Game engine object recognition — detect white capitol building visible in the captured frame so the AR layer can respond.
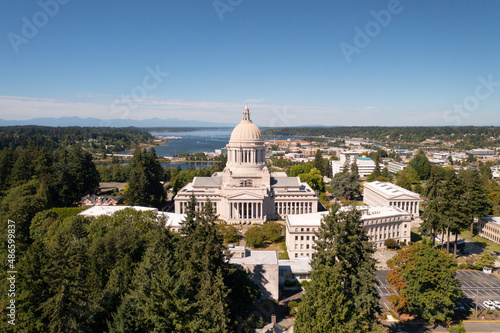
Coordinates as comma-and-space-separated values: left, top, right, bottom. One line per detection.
174, 106, 318, 223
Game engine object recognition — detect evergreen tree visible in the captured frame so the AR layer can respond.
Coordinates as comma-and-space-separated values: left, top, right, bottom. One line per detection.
295, 204, 381, 332
125, 148, 165, 207
366, 160, 381, 182
421, 167, 445, 248
458, 168, 492, 238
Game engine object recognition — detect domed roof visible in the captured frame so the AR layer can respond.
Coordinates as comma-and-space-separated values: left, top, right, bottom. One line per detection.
229, 106, 262, 142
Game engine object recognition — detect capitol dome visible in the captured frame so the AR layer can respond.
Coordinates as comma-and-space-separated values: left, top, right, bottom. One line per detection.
229, 106, 262, 143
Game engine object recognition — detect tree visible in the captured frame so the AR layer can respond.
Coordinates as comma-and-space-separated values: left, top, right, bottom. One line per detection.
295, 204, 381, 332
421, 167, 445, 248
299, 168, 325, 193
124, 148, 165, 207
366, 160, 381, 182
387, 244, 462, 324
245, 226, 267, 248
408, 151, 431, 180
330, 164, 360, 201
458, 168, 492, 238
313, 150, 328, 176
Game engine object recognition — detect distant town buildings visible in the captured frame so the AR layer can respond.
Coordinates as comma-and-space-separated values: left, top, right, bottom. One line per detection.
80, 194, 124, 207
363, 181, 422, 217
330, 151, 376, 178
174, 107, 318, 224
285, 205, 412, 259
387, 161, 407, 174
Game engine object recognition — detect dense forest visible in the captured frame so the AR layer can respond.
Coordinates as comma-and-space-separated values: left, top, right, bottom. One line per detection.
0, 126, 153, 152
0, 200, 262, 332
262, 126, 500, 148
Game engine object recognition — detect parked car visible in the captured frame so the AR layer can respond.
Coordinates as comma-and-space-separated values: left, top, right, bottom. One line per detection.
491, 300, 500, 310
483, 301, 496, 310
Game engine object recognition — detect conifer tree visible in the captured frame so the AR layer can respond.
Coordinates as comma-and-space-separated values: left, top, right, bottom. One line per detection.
458, 168, 492, 238
125, 147, 165, 207
295, 204, 381, 332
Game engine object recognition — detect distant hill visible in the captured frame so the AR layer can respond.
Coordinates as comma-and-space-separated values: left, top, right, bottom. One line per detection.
0, 117, 236, 128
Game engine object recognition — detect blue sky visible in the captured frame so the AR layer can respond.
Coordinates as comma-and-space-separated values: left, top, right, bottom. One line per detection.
1, 0, 499, 126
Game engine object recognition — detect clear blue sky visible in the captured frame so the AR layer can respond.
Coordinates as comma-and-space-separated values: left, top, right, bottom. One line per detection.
1, 0, 499, 126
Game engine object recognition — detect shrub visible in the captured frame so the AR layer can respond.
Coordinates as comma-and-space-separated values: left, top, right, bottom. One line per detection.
245, 226, 266, 248
288, 301, 299, 308
384, 238, 399, 249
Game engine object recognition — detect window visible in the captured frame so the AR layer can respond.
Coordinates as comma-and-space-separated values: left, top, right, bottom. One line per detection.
295, 253, 298, 258
306, 228, 310, 232
306, 236, 309, 241
295, 236, 298, 240
306, 244, 309, 249
301, 236, 304, 241
295, 244, 298, 249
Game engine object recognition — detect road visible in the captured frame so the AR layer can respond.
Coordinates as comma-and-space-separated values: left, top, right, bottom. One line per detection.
383, 320, 500, 332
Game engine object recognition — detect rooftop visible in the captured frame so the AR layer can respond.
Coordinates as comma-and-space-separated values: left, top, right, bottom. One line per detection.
78, 205, 158, 217
365, 181, 421, 199
229, 250, 279, 266
279, 258, 312, 274
481, 216, 500, 226
287, 205, 410, 227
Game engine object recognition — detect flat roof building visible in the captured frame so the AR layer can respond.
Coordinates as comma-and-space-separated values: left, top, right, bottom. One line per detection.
478, 216, 500, 245
363, 181, 422, 217
331, 152, 376, 178
285, 205, 411, 259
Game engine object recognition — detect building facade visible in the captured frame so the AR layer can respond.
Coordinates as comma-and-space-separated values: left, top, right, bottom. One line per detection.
174, 107, 318, 223
363, 181, 421, 217
285, 205, 412, 259
478, 217, 500, 245
330, 152, 376, 178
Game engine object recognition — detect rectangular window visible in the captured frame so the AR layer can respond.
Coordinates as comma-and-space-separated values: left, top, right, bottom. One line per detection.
295, 236, 298, 240
306, 236, 309, 241
301, 236, 304, 241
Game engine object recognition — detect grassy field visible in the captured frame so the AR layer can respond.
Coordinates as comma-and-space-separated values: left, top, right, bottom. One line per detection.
460, 229, 500, 253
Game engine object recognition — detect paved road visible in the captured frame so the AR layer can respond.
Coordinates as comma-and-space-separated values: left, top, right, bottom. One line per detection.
383, 320, 500, 332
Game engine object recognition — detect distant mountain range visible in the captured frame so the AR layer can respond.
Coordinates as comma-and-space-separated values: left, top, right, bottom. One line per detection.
0, 117, 236, 128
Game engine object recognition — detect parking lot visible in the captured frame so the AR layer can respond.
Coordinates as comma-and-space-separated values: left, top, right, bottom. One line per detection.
375, 270, 500, 312
456, 270, 500, 312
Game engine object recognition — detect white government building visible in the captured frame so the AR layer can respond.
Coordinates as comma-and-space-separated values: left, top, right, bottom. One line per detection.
285, 205, 412, 259
174, 106, 318, 223
331, 151, 376, 178
363, 181, 422, 217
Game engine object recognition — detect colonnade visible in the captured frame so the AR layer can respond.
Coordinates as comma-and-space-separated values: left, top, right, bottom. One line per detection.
275, 201, 313, 215
389, 201, 418, 214
228, 148, 265, 164
230, 201, 263, 220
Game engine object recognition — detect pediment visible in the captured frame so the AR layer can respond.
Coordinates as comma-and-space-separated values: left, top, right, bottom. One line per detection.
390, 193, 421, 201
226, 191, 264, 200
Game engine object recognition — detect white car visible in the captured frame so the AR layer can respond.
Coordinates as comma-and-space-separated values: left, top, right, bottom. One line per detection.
491, 300, 500, 310
483, 301, 496, 310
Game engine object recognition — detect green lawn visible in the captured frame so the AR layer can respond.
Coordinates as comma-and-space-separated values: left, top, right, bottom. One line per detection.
460, 229, 500, 253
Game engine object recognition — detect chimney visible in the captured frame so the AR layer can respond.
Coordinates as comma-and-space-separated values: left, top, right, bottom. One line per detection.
271, 314, 276, 324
